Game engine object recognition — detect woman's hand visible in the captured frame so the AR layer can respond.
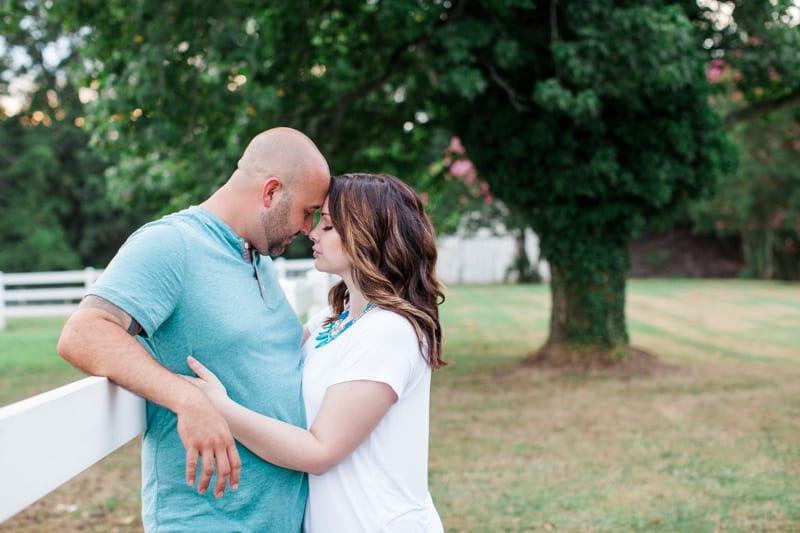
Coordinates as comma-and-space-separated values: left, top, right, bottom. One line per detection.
184, 355, 230, 409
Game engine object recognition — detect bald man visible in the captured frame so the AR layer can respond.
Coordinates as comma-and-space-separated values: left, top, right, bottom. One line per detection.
57, 127, 330, 532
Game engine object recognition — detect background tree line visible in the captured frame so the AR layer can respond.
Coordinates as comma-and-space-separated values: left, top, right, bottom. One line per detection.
2, 0, 799, 364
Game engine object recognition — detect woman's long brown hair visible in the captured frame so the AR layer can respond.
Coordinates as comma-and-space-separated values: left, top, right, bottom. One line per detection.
324, 173, 446, 369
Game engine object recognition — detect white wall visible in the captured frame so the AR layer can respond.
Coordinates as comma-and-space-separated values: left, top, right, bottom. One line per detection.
436, 227, 550, 285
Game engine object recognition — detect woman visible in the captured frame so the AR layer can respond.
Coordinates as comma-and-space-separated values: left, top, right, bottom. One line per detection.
186, 173, 446, 531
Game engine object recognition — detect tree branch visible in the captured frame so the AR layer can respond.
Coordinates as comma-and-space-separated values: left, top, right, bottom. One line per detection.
488, 64, 529, 112
724, 90, 800, 128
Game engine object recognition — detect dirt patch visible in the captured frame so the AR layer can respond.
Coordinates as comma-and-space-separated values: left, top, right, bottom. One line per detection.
629, 227, 743, 278
521, 342, 681, 379
2, 439, 142, 533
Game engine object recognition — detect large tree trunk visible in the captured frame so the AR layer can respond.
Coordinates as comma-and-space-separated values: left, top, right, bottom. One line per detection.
524, 234, 646, 369
547, 258, 628, 348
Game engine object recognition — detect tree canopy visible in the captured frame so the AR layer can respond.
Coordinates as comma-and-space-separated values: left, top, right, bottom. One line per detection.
7, 0, 799, 362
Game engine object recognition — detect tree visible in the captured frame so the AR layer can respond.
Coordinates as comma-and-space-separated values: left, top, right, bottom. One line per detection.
44, 1, 451, 213
690, 95, 800, 280
686, 0, 800, 128
684, 0, 800, 280
0, 3, 148, 272
427, 1, 735, 364
44, 0, 738, 366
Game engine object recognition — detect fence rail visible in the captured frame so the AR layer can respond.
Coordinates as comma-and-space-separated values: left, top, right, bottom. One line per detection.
0, 259, 331, 330
0, 377, 145, 523
0, 268, 101, 330
0, 259, 332, 523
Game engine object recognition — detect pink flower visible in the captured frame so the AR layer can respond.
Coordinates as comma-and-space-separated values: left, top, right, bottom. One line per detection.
706, 66, 723, 83
770, 210, 786, 229
706, 59, 725, 83
449, 136, 465, 154
449, 159, 474, 178
732, 91, 743, 102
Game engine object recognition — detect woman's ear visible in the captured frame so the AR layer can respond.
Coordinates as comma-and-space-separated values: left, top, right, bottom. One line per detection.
261, 176, 282, 207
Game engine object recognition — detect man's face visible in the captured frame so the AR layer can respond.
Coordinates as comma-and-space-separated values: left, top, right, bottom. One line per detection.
260, 176, 328, 257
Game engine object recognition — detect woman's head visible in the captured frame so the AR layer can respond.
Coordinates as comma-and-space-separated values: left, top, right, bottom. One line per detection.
311, 173, 445, 369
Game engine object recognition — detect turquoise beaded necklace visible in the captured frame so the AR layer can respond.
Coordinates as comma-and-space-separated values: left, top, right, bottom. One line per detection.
315, 302, 375, 348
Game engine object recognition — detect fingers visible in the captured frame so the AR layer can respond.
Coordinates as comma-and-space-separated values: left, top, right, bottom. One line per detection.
209, 438, 241, 497
186, 356, 221, 388
186, 447, 199, 488
228, 444, 242, 492
212, 450, 231, 498
185, 438, 241, 498
180, 375, 200, 385
186, 355, 207, 376
196, 446, 216, 495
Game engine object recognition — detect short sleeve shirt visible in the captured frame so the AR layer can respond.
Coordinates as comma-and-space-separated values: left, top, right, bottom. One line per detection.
301, 306, 444, 532
89, 206, 308, 532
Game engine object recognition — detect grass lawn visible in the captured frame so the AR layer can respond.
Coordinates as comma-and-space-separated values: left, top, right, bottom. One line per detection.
2, 279, 799, 532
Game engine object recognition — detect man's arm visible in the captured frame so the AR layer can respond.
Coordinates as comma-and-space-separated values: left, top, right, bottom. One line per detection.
57, 296, 241, 498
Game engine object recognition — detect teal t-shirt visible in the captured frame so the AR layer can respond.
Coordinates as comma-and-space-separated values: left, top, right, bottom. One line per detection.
89, 206, 307, 532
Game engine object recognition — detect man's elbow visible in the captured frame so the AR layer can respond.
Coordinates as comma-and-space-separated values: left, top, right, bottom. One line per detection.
56, 313, 98, 374
56, 317, 81, 366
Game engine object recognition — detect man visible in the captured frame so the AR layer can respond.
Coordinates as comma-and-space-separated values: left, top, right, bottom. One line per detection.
57, 127, 330, 531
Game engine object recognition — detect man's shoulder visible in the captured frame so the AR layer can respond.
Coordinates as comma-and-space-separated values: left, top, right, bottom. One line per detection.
128, 208, 201, 244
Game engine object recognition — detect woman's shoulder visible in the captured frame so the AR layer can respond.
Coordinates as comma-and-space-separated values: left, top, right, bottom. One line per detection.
365, 307, 418, 340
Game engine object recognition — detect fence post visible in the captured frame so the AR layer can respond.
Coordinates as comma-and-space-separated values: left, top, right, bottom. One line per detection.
83, 266, 96, 293
0, 271, 5, 331
274, 257, 287, 279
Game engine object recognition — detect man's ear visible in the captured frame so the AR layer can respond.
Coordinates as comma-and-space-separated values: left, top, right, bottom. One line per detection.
261, 177, 282, 207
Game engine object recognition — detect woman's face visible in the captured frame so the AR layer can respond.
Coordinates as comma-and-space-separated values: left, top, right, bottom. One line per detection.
309, 197, 351, 277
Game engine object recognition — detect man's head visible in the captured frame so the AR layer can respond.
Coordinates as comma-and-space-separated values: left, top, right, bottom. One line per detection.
232, 127, 330, 256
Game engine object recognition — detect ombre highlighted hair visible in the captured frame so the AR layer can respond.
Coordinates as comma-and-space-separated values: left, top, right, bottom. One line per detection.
324, 173, 446, 369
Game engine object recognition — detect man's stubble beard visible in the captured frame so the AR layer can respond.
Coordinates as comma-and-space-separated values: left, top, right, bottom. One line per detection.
261, 197, 296, 257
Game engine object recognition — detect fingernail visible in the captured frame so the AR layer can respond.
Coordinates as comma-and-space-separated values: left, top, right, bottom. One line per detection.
231, 484, 238, 491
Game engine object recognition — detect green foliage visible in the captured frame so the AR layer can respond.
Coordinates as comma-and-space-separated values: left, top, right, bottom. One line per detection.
0, 3, 149, 272
418, 135, 502, 236
691, 107, 800, 280
45, 0, 451, 213
0, 113, 147, 271
691, 0, 800, 123
32, 0, 751, 352
682, 1, 800, 281
428, 0, 736, 348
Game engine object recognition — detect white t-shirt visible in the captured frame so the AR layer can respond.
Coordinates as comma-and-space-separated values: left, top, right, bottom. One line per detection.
301, 306, 444, 533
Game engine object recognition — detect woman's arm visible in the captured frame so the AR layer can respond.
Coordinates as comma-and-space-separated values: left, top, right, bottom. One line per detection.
186, 356, 396, 475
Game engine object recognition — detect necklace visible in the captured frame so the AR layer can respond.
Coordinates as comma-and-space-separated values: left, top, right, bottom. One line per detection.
315, 302, 375, 348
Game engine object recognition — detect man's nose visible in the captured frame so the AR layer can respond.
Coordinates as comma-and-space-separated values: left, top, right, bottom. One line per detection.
301, 217, 313, 235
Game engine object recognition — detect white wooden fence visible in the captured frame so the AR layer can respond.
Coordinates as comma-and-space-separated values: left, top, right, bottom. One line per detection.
0, 259, 331, 524
0, 268, 102, 330
0, 259, 332, 331
0, 377, 145, 523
